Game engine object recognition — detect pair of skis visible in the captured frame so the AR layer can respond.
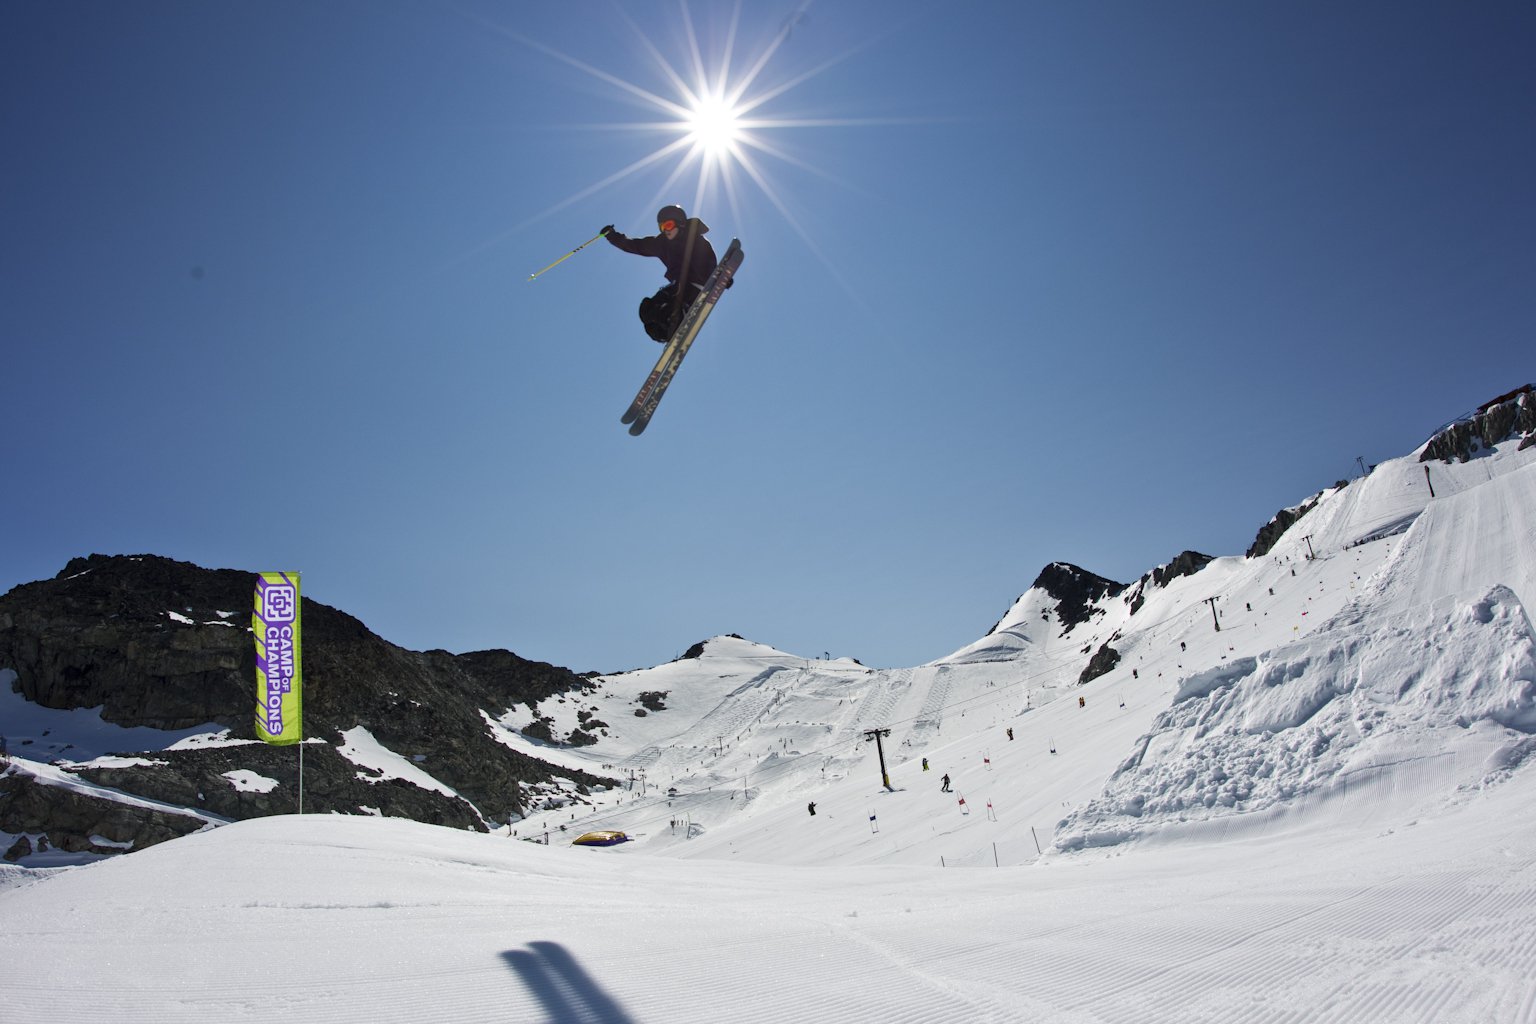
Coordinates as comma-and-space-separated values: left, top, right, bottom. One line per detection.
621, 238, 744, 436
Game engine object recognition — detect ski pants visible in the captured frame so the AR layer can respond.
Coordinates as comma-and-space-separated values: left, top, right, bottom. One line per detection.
638, 282, 702, 342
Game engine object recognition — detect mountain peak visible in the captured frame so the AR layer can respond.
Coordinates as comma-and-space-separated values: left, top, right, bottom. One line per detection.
677, 634, 750, 661
1029, 562, 1127, 634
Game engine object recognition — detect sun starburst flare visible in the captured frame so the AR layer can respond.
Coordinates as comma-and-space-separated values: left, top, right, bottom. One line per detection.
467, 1, 914, 284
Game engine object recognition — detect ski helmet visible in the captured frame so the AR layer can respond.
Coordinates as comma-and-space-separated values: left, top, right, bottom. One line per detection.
657, 204, 686, 229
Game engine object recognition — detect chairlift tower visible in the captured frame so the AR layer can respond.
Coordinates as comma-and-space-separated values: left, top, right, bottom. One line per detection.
863, 728, 894, 791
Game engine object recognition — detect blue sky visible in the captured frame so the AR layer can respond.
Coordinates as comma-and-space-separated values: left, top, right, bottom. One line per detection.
3, 1, 1532, 673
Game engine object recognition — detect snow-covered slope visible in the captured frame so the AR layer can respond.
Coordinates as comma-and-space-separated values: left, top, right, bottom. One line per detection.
3, 424, 1533, 1022
479, 440, 1532, 872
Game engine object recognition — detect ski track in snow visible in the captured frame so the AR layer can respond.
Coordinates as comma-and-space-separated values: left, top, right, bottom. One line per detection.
913, 667, 951, 736
853, 667, 907, 729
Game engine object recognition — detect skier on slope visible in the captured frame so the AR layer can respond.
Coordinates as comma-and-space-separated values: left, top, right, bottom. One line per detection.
602, 205, 722, 342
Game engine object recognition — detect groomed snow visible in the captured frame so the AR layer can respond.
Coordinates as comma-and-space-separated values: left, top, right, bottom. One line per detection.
1, 802, 1532, 1023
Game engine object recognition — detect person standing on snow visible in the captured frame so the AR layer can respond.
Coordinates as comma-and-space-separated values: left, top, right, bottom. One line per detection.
602, 204, 720, 342
940, 773, 951, 793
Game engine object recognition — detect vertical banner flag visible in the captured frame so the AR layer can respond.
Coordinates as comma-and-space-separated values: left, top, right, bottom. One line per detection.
254, 572, 302, 745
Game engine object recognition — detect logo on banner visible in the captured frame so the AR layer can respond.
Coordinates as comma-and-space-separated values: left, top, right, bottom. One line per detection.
261, 582, 297, 624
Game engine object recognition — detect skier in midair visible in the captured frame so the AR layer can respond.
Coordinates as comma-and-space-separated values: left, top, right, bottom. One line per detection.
602, 205, 721, 342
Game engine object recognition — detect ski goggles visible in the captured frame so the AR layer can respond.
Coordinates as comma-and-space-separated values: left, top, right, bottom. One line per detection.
658, 219, 678, 232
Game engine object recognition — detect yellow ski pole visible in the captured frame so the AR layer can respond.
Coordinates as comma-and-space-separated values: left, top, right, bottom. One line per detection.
527, 229, 609, 282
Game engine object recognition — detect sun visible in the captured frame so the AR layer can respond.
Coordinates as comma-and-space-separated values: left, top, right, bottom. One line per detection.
685, 93, 745, 161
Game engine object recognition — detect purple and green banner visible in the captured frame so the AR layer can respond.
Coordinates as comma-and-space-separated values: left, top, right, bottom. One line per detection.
253, 572, 302, 745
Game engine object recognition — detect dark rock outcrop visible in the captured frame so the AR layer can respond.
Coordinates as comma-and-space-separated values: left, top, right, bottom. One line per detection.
1246, 497, 1322, 560
1126, 551, 1215, 615
1149, 550, 1214, 590
1078, 644, 1121, 685
1420, 386, 1536, 464
0, 555, 257, 729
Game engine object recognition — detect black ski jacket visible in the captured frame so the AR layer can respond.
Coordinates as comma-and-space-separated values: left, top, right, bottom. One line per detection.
607, 218, 718, 296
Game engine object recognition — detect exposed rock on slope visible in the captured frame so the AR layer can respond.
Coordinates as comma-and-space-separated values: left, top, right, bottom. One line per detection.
1030, 563, 1127, 636
1420, 385, 1536, 463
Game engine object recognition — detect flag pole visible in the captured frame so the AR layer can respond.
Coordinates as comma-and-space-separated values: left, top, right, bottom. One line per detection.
254, 571, 304, 814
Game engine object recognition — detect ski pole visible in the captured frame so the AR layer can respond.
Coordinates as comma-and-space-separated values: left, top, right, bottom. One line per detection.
527, 229, 608, 282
